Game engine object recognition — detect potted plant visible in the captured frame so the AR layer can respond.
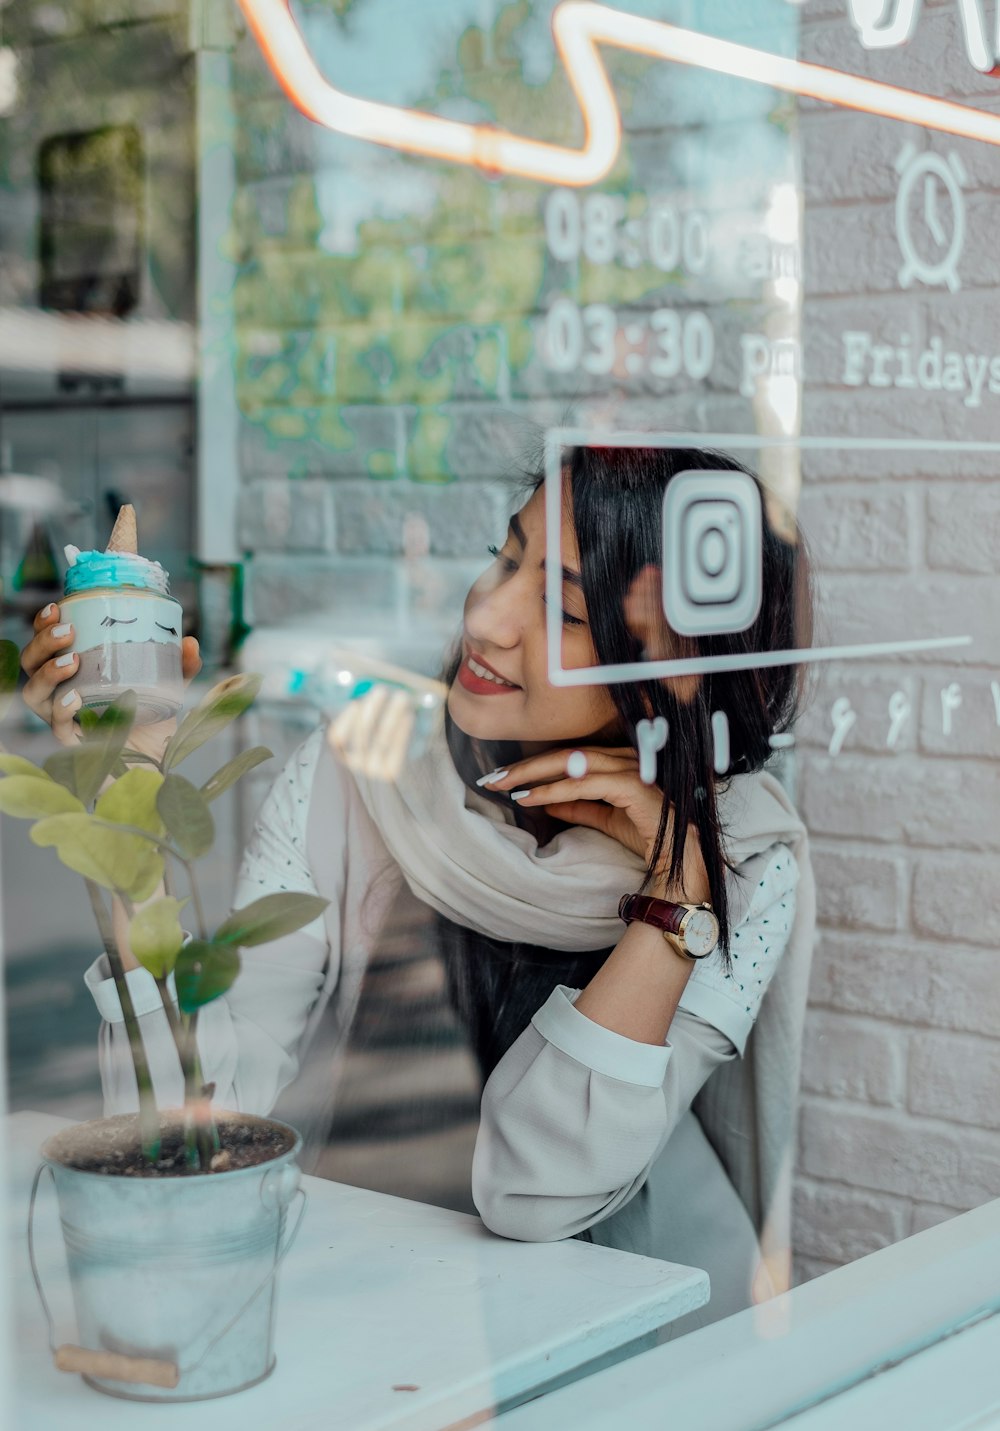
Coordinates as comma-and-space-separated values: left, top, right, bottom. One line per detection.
0, 647, 327, 1401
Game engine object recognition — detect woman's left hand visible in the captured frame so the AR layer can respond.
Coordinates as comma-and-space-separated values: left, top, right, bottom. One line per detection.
480, 747, 709, 902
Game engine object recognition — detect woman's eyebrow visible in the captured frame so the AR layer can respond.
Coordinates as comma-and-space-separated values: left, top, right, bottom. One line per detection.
509, 511, 584, 588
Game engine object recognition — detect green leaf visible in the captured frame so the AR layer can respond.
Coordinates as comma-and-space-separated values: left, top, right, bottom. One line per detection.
129, 896, 188, 979
163, 673, 262, 771
200, 745, 273, 803
214, 891, 328, 949
44, 691, 139, 805
78, 709, 101, 734
0, 754, 48, 778
156, 774, 214, 859
32, 813, 163, 900
95, 768, 165, 836
0, 640, 18, 721
0, 776, 84, 819
174, 939, 240, 1013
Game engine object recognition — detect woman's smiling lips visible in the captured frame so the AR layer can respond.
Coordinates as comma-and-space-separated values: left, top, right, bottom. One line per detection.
457, 650, 522, 696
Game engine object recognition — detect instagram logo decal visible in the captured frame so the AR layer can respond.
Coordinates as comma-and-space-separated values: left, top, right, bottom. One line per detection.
543, 428, 974, 689
661, 472, 763, 639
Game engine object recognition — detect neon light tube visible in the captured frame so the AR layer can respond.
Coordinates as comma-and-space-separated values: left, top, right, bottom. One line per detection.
238, 0, 1000, 187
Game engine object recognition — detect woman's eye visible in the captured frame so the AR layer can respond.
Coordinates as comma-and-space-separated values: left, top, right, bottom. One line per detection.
487, 544, 518, 573
541, 594, 587, 628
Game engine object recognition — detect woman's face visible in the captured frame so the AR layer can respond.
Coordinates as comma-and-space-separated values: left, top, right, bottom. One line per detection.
447, 483, 621, 750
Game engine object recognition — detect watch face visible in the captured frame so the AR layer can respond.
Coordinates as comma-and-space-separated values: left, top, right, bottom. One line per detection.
683, 907, 720, 958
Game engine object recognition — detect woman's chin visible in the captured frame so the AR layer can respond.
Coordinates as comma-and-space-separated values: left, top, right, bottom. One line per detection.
446, 683, 515, 741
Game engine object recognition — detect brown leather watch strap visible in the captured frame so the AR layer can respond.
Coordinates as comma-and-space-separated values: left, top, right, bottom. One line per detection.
618, 892, 688, 937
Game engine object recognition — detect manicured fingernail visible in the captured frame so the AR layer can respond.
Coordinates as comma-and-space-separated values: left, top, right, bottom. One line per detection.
52, 623, 71, 639
41, 604, 55, 619
476, 768, 509, 786
60, 689, 79, 707
54, 652, 76, 668
509, 789, 531, 801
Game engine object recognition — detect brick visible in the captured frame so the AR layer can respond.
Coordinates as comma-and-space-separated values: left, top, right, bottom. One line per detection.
799, 397, 1000, 480
915, 290, 1000, 377
401, 558, 486, 634
808, 930, 1000, 1040
793, 1177, 909, 1261
404, 407, 538, 483
801, 111, 923, 205
909, 1031, 1000, 1131
246, 555, 402, 627
800, 752, 1000, 852
804, 201, 898, 299
334, 321, 507, 405
811, 845, 905, 932
239, 406, 403, 481
795, 666, 918, 755
238, 480, 335, 554
912, 851, 1000, 946
334, 480, 509, 558
800, 1010, 906, 1107
909, 1202, 963, 1237
799, 10, 1000, 102
799, 1098, 1000, 1206
925, 101, 1000, 193
927, 484, 1000, 573
400, 238, 571, 322
918, 669, 1000, 757
801, 296, 924, 392
236, 328, 333, 410
798, 486, 914, 572
813, 571, 1000, 667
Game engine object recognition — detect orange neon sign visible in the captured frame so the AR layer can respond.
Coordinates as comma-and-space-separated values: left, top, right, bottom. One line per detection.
238, 0, 1000, 186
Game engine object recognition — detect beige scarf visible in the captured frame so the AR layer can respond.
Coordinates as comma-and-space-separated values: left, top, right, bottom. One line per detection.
354, 713, 817, 1295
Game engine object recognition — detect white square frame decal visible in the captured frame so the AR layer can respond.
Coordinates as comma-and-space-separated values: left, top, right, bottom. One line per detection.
543, 428, 980, 689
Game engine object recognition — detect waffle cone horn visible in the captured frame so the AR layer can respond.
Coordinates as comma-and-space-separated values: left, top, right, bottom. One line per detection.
106, 504, 138, 554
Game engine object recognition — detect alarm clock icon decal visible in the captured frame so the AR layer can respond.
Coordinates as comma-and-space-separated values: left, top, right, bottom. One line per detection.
895, 143, 968, 293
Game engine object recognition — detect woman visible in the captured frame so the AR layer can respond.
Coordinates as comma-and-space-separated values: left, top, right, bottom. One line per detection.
20, 443, 815, 1333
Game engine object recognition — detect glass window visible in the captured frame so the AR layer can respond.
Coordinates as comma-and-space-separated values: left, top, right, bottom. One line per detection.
2, 0, 999, 1420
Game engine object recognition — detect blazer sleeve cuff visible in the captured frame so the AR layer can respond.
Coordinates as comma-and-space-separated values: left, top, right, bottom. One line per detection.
84, 954, 178, 1023
530, 985, 672, 1088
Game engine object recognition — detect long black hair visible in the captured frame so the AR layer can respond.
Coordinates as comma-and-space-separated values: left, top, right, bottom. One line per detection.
438, 445, 812, 1083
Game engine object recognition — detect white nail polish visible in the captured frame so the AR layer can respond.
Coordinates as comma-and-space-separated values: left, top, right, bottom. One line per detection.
41, 604, 55, 619
476, 768, 509, 786
60, 689, 79, 707
54, 652, 76, 668
52, 623, 71, 639
509, 789, 531, 801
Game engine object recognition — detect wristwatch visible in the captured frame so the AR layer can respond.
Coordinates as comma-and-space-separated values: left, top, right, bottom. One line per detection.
618, 892, 720, 961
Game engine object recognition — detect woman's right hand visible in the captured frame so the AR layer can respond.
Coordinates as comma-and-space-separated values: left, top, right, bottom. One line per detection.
21, 603, 202, 757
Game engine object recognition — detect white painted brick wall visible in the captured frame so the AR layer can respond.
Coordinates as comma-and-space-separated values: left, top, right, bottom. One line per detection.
794, 0, 1000, 1283
801, 1010, 906, 1108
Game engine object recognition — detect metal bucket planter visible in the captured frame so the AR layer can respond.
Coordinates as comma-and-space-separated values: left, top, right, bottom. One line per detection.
27, 1112, 306, 1403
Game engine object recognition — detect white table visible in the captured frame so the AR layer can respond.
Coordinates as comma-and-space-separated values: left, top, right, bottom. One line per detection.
4, 1112, 708, 1430
495, 1191, 1000, 1431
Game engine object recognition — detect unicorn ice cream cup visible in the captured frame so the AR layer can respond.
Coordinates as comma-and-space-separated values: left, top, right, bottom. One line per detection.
60, 511, 183, 724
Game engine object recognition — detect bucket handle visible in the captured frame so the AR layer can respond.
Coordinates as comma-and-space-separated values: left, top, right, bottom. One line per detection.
28, 1161, 307, 1389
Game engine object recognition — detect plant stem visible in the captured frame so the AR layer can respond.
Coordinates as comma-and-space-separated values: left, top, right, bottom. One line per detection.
182, 865, 216, 1166
86, 880, 160, 1162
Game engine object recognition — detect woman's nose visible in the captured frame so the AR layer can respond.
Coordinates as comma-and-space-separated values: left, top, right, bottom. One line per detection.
464, 573, 530, 648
